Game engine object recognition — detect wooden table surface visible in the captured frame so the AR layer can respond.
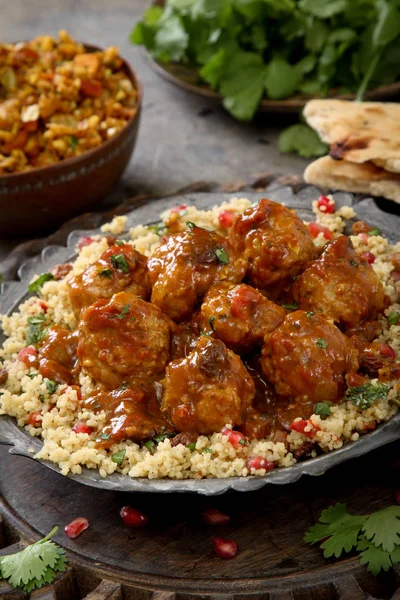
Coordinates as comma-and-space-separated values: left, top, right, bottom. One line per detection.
0, 0, 306, 259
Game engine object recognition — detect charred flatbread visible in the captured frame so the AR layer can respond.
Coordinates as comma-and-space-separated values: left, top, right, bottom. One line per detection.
304, 155, 400, 204
304, 100, 400, 174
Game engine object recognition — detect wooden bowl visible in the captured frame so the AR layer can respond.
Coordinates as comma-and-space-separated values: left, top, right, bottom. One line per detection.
0, 45, 142, 238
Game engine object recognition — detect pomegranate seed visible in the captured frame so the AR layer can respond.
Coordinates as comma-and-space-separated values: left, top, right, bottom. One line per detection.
213, 537, 238, 559
395, 489, 400, 505
77, 236, 94, 249
218, 210, 235, 228
170, 204, 188, 213
308, 222, 333, 241
392, 270, 400, 282
361, 251, 375, 264
120, 506, 148, 527
246, 456, 275, 472
317, 195, 335, 214
202, 508, 231, 525
72, 421, 93, 435
28, 411, 42, 427
379, 343, 396, 360
18, 346, 37, 366
221, 427, 248, 449
39, 301, 48, 312
65, 517, 89, 539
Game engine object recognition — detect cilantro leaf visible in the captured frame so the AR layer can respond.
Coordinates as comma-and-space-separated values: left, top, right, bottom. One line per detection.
264, 57, 302, 100
214, 247, 229, 265
111, 449, 126, 465
28, 273, 55, 295
388, 312, 400, 326
316, 338, 327, 349
0, 527, 68, 592
26, 315, 48, 346
279, 124, 328, 159
154, 14, 189, 62
362, 506, 400, 552
314, 402, 332, 419
45, 380, 58, 395
357, 535, 393, 575
304, 503, 366, 558
299, 0, 348, 19
220, 51, 266, 121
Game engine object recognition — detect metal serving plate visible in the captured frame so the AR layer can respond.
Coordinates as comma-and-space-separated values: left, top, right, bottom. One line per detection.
0, 187, 399, 495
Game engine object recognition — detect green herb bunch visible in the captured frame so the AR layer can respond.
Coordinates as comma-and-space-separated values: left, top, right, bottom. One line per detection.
305, 503, 400, 575
131, 0, 400, 121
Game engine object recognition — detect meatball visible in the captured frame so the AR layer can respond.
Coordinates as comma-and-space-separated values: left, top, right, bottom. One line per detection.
199, 282, 285, 353
229, 198, 316, 291
78, 291, 171, 389
38, 326, 78, 384
292, 235, 386, 328
261, 311, 359, 405
83, 384, 173, 446
148, 224, 247, 322
68, 243, 151, 316
161, 336, 255, 434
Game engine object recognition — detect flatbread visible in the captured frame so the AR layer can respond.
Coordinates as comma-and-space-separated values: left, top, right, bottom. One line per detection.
304, 156, 400, 204
304, 100, 400, 174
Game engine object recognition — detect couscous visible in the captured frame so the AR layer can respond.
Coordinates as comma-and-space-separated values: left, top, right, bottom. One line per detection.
0, 196, 399, 480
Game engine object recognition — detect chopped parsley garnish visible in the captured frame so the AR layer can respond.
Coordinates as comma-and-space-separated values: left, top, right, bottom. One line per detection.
368, 228, 381, 236
282, 302, 298, 310
179, 209, 189, 217
200, 329, 212, 337
45, 380, 58, 395
69, 135, 79, 150
316, 338, 327, 349
346, 381, 390, 410
153, 433, 175, 443
187, 442, 196, 452
314, 402, 332, 419
27, 373, 39, 379
239, 438, 248, 446
144, 439, 156, 453
350, 260, 359, 268
215, 247, 229, 265
208, 316, 216, 330
97, 432, 111, 441
28, 273, 55, 294
111, 449, 126, 465
148, 222, 167, 236
99, 268, 113, 278
110, 253, 130, 273
306, 312, 315, 318
186, 221, 196, 230
26, 314, 47, 345
203, 448, 213, 453
116, 304, 130, 319
388, 312, 400, 326
114, 240, 125, 246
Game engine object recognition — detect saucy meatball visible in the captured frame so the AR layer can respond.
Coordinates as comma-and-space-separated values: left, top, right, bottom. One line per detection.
83, 384, 173, 446
38, 326, 78, 384
148, 225, 247, 322
229, 198, 316, 291
261, 311, 359, 405
78, 291, 171, 389
161, 336, 255, 434
68, 243, 151, 316
292, 236, 386, 328
199, 282, 285, 353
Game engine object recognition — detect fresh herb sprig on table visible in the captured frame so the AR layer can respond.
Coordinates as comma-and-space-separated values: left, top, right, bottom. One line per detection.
305, 503, 400, 575
131, 0, 400, 122
0, 526, 68, 592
